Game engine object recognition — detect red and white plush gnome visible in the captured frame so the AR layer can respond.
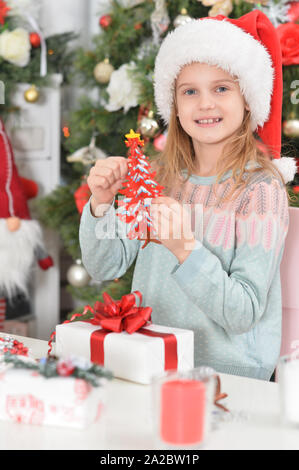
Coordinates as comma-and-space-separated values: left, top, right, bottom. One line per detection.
0, 119, 53, 328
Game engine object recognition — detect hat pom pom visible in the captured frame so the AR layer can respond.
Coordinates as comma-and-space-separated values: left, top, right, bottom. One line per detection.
272, 157, 297, 184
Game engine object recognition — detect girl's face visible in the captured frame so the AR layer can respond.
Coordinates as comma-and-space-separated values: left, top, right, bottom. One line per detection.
175, 62, 249, 153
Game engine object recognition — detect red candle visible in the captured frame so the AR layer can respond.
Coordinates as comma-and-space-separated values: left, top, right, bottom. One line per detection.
160, 379, 206, 445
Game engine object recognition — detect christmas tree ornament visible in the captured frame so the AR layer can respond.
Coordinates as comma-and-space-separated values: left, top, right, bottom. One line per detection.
116, 129, 165, 249
67, 135, 107, 166
24, 84, 40, 103
24, 12, 47, 76
173, 8, 192, 28
74, 182, 91, 215
66, 259, 91, 288
29, 31, 41, 48
153, 131, 167, 152
283, 119, 299, 138
93, 58, 114, 84
151, 0, 170, 45
0, 118, 53, 305
99, 14, 112, 29
139, 110, 159, 137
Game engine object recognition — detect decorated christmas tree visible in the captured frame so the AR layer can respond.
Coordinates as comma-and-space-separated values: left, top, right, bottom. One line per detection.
117, 129, 164, 248
36, 0, 299, 318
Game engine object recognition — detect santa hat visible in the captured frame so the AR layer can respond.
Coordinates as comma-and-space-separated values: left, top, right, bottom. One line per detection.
154, 9, 297, 183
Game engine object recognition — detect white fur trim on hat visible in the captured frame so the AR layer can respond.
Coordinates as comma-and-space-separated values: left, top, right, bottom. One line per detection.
272, 157, 297, 184
154, 18, 274, 132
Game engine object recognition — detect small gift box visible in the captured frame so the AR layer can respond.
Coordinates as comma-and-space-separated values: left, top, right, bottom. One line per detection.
54, 291, 194, 385
0, 354, 112, 429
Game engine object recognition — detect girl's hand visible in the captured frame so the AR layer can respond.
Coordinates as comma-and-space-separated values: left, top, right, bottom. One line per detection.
87, 157, 128, 216
151, 197, 196, 263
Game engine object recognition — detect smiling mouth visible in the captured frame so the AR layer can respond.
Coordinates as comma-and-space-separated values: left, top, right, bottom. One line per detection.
195, 118, 223, 127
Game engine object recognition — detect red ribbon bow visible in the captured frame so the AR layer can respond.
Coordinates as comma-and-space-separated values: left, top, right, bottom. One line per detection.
48, 291, 152, 354
48, 290, 178, 373
90, 291, 152, 334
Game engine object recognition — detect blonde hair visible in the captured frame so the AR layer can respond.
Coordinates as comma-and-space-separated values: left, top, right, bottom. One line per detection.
152, 94, 288, 204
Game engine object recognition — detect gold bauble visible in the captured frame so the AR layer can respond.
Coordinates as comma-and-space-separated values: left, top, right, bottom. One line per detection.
6, 217, 21, 232
24, 85, 40, 103
283, 119, 299, 138
93, 58, 114, 84
139, 110, 159, 137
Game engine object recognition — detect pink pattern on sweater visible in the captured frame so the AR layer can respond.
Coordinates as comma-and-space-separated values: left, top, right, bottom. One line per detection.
169, 173, 288, 254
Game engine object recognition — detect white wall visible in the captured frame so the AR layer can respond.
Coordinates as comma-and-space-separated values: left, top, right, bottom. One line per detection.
39, 0, 88, 44
39, 0, 107, 114
39, 0, 108, 46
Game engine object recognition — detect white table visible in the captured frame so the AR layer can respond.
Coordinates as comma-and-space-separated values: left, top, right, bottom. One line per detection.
1, 335, 299, 450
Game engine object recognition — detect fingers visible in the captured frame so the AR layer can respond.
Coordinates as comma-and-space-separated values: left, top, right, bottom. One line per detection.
88, 157, 128, 190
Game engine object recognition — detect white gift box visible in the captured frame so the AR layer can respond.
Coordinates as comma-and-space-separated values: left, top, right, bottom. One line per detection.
0, 366, 106, 429
56, 321, 194, 385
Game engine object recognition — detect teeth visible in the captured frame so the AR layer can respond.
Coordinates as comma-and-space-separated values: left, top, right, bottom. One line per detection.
197, 118, 221, 124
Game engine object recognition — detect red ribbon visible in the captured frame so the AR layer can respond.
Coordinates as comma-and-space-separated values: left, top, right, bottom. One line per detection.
48, 291, 178, 372
89, 326, 178, 371
91, 291, 152, 333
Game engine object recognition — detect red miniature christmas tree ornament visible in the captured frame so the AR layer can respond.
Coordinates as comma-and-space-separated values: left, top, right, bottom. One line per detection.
116, 130, 164, 249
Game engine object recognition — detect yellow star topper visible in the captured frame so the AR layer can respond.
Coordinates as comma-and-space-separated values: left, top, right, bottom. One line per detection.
125, 129, 140, 139
124, 129, 144, 146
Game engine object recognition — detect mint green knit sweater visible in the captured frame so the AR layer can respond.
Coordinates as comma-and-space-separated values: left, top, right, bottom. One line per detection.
79, 169, 289, 380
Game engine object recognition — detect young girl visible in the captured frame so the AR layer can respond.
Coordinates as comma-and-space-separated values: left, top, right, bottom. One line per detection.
80, 10, 296, 381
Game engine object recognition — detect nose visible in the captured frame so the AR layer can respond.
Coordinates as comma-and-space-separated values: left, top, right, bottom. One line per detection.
197, 92, 216, 110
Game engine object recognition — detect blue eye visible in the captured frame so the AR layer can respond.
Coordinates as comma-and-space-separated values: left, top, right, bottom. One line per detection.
184, 89, 196, 95
216, 86, 228, 93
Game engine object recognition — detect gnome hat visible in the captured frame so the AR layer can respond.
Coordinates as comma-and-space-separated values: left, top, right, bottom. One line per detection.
0, 119, 33, 219
154, 9, 297, 183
